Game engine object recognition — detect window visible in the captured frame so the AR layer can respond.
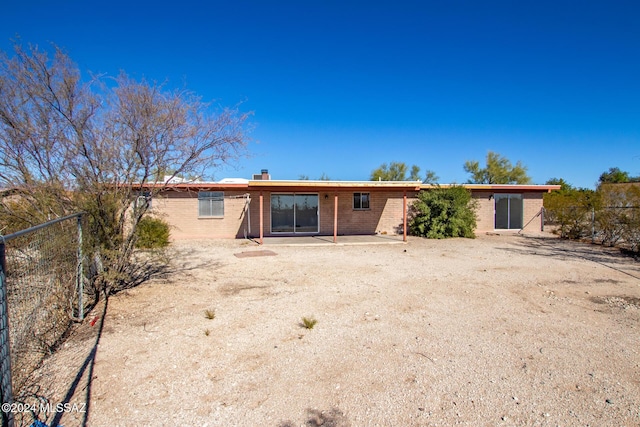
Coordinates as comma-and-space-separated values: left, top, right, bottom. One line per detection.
353, 192, 370, 210
198, 191, 224, 217
135, 191, 152, 209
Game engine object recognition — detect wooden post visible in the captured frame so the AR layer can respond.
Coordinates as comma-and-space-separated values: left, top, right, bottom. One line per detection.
403, 192, 407, 242
259, 192, 264, 245
333, 194, 338, 243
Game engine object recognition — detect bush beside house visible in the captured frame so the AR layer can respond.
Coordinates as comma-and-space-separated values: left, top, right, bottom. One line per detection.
135, 217, 171, 249
409, 186, 478, 239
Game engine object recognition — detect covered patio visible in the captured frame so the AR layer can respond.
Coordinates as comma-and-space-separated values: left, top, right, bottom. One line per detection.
250, 180, 421, 244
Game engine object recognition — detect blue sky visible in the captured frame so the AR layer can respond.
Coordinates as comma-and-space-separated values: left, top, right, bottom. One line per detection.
2, 1, 639, 188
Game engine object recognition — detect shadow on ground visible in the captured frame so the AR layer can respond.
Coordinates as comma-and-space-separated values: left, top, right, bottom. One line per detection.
108, 246, 224, 294
279, 407, 351, 427
49, 298, 108, 427
11, 298, 107, 427
499, 236, 640, 280
11, 246, 205, 427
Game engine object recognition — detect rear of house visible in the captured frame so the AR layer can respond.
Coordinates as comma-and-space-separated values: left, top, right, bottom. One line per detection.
146, 173, 558, 240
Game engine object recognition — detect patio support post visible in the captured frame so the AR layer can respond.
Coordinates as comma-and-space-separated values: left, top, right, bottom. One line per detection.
333, 193, 338, 243
403, 192, 407, 242
259, 192, 264, 245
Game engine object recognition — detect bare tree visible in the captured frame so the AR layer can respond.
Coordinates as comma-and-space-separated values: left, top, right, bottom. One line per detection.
0, 42, 251, 292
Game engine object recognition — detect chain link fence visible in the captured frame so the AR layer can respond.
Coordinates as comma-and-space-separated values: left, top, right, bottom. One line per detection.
593, 206, 640, 250
1, 213, 87, 427
544, 205, 640, 251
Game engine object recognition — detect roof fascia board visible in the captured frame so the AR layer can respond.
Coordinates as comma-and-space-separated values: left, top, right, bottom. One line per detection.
143, 181, 560, 192
419, 184, 562, 192
135, 182, 250, 191
248, 180, 421, 190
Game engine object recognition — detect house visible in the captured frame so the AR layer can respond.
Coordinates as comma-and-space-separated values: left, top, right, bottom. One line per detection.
142, 170, 560, 241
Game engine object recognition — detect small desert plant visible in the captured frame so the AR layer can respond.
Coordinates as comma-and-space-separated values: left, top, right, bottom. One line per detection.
204, 329, 210, 336
204, 309, 216, 320
302, 316, 317, 329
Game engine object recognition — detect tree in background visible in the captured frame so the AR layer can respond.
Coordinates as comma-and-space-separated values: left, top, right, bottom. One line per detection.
598, 167, 640, 184
371, 162, 416, 181
463, 151, 531, 184
423, 170, 439, 184
409, 165, 421, 181
370, 161, 439, 183
545, 177, 573, 192
0, 43, 251, 293
298, 173, 331, 180
409, 186, 477, 239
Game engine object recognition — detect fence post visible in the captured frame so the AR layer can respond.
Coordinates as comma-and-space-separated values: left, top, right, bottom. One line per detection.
591, 207, 595, 244
77, 214, 84, 321
540, 207, 545, 232
0, 238, 15, 427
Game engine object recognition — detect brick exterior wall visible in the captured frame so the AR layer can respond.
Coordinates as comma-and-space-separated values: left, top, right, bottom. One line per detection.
154, 188, 546, 239
473, 191, 494, 233
153, 190, 250, 239
317, 190, 415, 235
521, 192, 545, 232
473, 191, 544, 233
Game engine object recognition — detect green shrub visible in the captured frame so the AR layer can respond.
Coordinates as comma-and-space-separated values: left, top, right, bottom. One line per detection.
623, 208, 640, 252
543, 188, 598, 239
409, 186, 477, 239
135, 216, 170, 249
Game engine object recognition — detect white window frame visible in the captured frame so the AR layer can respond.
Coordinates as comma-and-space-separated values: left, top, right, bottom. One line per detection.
353, 192, 370, 210
198, 191, 224, 218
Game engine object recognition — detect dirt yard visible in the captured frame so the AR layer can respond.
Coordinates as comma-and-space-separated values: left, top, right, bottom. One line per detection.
20, 233, 640, 426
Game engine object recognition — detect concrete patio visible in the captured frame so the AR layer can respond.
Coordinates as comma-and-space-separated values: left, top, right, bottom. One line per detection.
251, 234, 407, 246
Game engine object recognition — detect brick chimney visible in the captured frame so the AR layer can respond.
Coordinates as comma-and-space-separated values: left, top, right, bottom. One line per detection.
261, 169, 270, 180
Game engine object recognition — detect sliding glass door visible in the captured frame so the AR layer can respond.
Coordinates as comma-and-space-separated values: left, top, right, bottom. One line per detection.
495, 194, 523, 229
271, 194, 319, 233
271, 194, 295, 232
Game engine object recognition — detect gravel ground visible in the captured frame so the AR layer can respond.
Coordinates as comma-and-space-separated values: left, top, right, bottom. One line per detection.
20, 233, 640, 426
